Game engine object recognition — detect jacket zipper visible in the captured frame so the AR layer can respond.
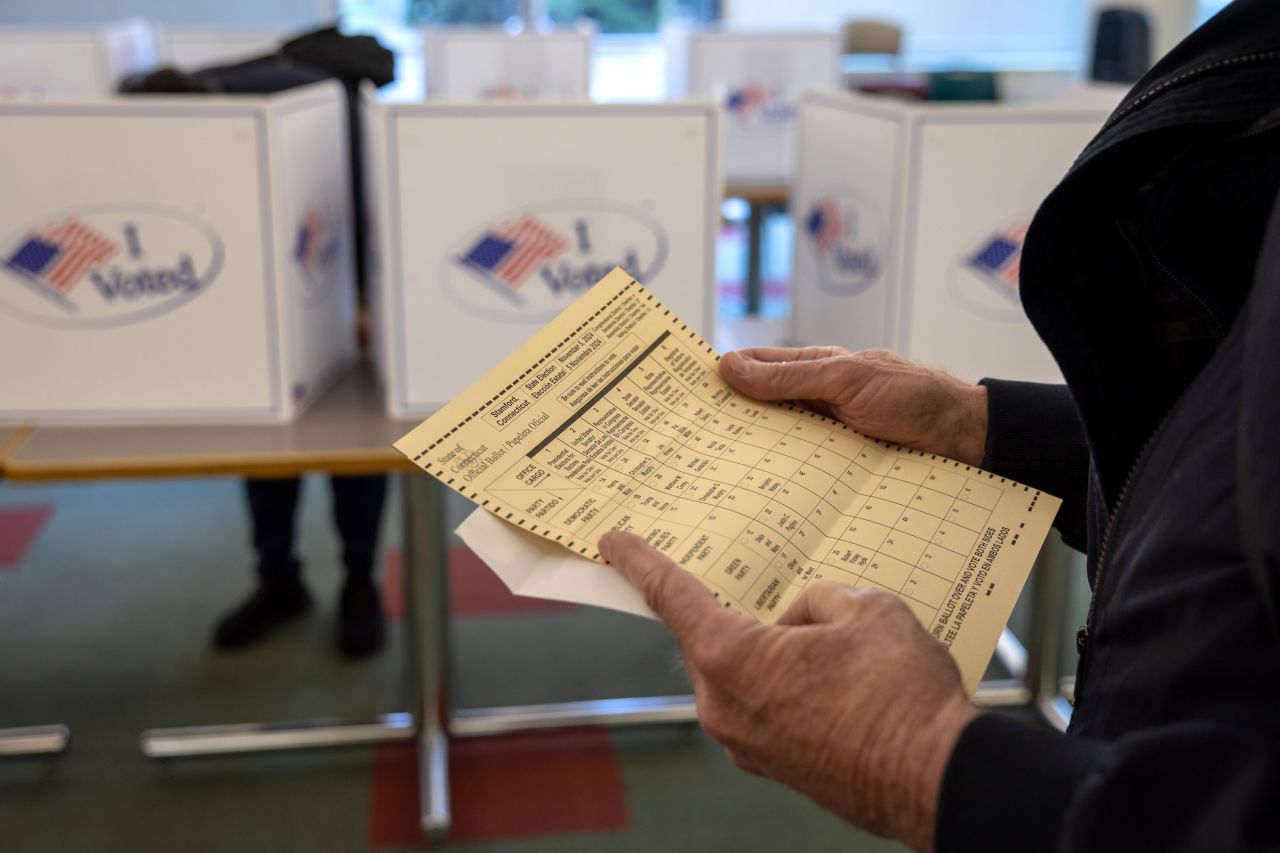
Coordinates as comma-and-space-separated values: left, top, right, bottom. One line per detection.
1074, 414, 1167, 681
1071, 244, 1223, 702
1074, 259, 1234, 698
1148, 250, 1227, 339
1101, 50, 1280, 133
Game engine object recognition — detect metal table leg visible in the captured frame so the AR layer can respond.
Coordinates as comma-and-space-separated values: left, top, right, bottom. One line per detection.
451, 696, 698, 737
1023, 533, 1074, 731
745, 201, 765, 316
138, 476, 449, 764
138, 473, 453, 841
970, 626, 1033, 708
140, 716, 413, 758
444, 640, 1034, 736
0, 724, 69, 757
400, 474, 699, 829
443, 612, 1035, 736
400, 471, 451, 837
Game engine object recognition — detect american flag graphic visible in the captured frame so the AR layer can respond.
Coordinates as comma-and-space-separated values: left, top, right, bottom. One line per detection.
966, 223, 1029, 294
5, 218, 119, 296
726, 85, 767, 117
806, 198, 845, 253
295, 208, 338, 270
459, 216, 569, 290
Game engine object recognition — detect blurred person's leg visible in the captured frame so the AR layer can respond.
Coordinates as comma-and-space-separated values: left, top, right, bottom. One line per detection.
331, 473, 388, 657
213, 477, 312, 650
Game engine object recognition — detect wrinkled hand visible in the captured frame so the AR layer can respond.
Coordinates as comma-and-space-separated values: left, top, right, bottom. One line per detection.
599, 531, 977, 853
719, 347, 988, 467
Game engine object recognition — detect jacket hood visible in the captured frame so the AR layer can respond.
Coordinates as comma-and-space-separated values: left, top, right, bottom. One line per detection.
1017, 0, 1280, 505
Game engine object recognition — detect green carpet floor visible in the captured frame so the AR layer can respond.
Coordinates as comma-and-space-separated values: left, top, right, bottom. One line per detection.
0, 213, 1090, 853
0, 475, 1055, 852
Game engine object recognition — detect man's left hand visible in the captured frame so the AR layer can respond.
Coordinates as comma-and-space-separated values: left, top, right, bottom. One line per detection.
598, 530, 977, 853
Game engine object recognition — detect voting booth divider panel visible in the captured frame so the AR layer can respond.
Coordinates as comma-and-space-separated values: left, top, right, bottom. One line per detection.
420, 28, 593, 100
361, 92, 721, 417
790, 90, 1116, 384
0, 81, 357, 424
0, 18, 159, 98
663, 26, 840, 185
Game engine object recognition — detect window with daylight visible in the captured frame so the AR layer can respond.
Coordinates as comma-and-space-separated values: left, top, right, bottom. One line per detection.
721, 0, 1090, 71
402, 0, 717, 32
408, 0, 520, 25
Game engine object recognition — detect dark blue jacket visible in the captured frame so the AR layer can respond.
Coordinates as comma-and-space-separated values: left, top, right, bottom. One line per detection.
937, 2, 1280, 849
121, 27, 395, 300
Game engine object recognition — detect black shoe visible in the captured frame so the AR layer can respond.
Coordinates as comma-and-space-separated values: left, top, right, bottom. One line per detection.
338, 576, 386, 658
213, 579, 313, 650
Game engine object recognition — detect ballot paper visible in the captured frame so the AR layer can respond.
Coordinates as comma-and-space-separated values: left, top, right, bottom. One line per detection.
395, 268, 1061, 692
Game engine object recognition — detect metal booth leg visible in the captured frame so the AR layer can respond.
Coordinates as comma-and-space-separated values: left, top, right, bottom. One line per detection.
0, 724, 70, 757
745, 201, 765, 316
140, 716, 413, 759
138, 472, 454, 842
1023, 533, 1074, 731
137, 477, 451, 764
400, 471, 451, 837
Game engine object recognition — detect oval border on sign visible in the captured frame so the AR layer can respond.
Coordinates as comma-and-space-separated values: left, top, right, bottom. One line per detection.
439, 197, 670, 324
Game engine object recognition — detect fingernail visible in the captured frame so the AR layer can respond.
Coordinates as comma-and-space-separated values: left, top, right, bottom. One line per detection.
598, 535, 614, 562
721, 352, 746, 377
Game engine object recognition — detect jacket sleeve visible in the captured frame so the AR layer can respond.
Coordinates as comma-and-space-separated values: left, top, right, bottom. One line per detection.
936, 712, 1280, 852
978, 379, 1089, 551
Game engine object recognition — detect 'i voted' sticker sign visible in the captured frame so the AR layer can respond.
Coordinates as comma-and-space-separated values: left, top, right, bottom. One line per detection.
947, 218, 1032, 323
0, 204, 224, 329
293, 198, 346, 306
803, 193, 883, 296
443, 199, 669, 322
723, 83, 796, 135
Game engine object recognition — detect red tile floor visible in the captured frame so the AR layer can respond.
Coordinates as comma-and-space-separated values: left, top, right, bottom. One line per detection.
0, 505, 52, 569
368, 728, 630, 846
372, 546, 626, 845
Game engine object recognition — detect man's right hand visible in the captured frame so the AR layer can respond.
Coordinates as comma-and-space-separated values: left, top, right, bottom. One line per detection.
719, 347, 989, 467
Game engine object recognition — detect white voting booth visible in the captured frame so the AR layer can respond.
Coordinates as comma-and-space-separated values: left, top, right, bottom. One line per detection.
160, 27, 290, 70
421, 28, 592, 99
0, 19, 159, 98
363, 95, 720, 417
0, 82, 356, 423
790, 91, 1115, 384
664, 27, 839, 184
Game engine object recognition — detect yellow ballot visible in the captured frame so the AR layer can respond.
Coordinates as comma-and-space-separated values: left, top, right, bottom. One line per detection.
395, 268, 1060, 692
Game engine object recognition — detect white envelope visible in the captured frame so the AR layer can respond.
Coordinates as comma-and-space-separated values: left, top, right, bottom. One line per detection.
455, 507, 657, 620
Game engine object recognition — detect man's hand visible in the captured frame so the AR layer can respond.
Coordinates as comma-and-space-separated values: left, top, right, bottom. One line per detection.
599, 531, 977, 853
720, 347, 988, 467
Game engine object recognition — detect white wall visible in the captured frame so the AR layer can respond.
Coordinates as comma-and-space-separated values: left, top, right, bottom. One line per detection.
722, 0, 1088, 55
0, 0, 336, 26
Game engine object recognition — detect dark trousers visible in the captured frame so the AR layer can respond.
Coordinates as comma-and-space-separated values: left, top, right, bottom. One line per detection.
245, 475, 388, 583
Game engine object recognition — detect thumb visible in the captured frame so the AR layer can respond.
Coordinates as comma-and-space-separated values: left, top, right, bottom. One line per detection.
720, 350, 844, 403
